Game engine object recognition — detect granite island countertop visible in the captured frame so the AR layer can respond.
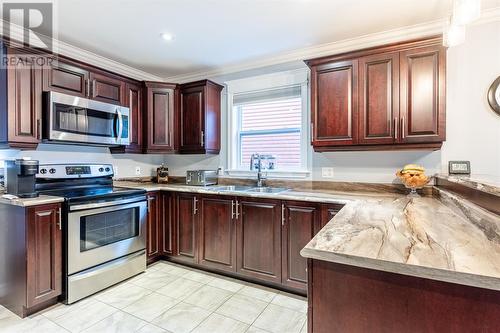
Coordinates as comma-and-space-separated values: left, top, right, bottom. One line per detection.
115, 181, 500, 291
301, 194, 500, 291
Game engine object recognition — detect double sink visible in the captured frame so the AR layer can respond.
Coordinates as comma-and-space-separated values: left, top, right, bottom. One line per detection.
206, 185, 289, 194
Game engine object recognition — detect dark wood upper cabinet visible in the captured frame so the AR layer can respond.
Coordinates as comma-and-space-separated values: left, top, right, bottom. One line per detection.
358, 52, 399, 145
199, 195, 237, 272
115, 82, 143, 153
307, 36, 446, 151
26, 204, 62, 308
176, 192, 199, 264
146, 192, 161, 263
400, 45, 446, 144
43, 61, 89, 97
236, 197, 282, 284
143, 82, 177, 153
89, 72, 125, 105
179, 80, 223, 154
281, 201, 320, 291
311, 60, 358, 147
0, 46, 43, 149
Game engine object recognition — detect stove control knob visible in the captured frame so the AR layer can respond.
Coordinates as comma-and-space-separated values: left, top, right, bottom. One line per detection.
105, 167, 111, 172
40, 169, 47, 174
49, 168, 56, 174
99, 167, 104, 172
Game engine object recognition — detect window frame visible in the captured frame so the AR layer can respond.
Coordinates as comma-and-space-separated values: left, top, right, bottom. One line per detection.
226, 69, 310, 178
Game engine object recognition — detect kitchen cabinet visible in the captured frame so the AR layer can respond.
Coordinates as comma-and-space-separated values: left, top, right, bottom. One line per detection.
0, 46, 43, 149
42, 60, 89, 98
27, 204, 62, 308
310, 59, 358, 147
175, 192, 200, 264
281, 201, 320, 291
236, 197, 282, 284
306, 36, 446, 152
400, 45, 446, 144
89, 72, 125, 105
143, 82, 177, 153
358, 52, 399, 145
318, 203, 343, 233
146, 192, 161, 263
161, 192, 176, 255
123, 82, 144, 153
0, 202, 62, 317
199, 195, 237, 272
179, 80, 223, 154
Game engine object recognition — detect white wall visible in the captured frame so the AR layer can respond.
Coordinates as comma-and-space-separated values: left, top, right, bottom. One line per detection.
1, 21, 499, 183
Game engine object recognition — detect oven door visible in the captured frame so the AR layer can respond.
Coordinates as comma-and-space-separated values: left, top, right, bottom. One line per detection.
67, 199, 146, 275
46, 91, 130, 146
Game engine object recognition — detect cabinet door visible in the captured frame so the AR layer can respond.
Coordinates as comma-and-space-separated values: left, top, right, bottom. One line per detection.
176, 193, 199, 263
281, 201, 320, 291
179, 86, 205, 153
124, 82, 143, 153
199, 195, 236, 272
89, 72, 125, 105
400, 45, 446, 143
146, 192, 161, 262
145, 85, 176, 152
162, 192, 176, 255
43, 61, 89, 97
6, 50, 42, 147
311, 60, 358, 147
26, 204, 62, 308
236, 198, 281, 284
316, 203, 343, 234
358, 52, 399, 145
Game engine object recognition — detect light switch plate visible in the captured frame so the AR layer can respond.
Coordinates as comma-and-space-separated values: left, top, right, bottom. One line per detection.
322, 167, 334, 178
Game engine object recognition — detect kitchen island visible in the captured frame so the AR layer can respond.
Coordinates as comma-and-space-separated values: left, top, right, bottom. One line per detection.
301, 188, 500, 333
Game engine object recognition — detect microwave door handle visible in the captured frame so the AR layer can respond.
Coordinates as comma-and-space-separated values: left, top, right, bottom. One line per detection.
116, 108, 123, 143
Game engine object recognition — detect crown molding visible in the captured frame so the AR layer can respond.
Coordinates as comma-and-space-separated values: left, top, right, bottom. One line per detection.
165, 6, 500, 84
0, 19, 163, 81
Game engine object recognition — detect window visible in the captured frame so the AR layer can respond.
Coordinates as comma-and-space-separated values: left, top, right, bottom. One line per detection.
229, 80, 309, 173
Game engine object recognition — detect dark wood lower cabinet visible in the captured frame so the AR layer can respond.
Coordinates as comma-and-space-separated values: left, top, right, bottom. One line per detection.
161, 192, 176, 255
146, 192, 161, 263
199, 195, 237, 272
308, 259, 500, 333
281, 201, 320, 291
0, 202, 62, 317
175, 193, 199, 264
236, 198, 282, 284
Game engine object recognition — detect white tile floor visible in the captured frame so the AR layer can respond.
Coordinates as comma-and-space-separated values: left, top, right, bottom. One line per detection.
0, 261, 308, 333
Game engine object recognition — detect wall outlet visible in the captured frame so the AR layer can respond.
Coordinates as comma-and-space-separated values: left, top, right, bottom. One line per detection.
135, 166, 141, 176
321, 167, 334, 178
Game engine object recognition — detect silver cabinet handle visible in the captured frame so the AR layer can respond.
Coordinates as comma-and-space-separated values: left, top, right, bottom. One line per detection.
394, 117, 398, 140
235, 200, 240, 219
281, 203, 285, 226
57, 207, 62, 230
200, 130, 205, 147
92, 79, 96, 97
231, 200, 235, 219
401, 117, 405, 139
147, 197, 154, 213
310, 123, 314, 144
193, 197, 198, 215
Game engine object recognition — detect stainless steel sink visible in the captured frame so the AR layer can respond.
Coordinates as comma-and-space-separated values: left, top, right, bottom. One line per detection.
245, 187, 289, 194
208, 185, 254, 192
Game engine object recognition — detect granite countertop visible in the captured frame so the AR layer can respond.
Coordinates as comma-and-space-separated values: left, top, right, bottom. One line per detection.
116, 181, 500, 291
301, 193, 500, 291
0, 194, 65, 207
435, 174, 500, 197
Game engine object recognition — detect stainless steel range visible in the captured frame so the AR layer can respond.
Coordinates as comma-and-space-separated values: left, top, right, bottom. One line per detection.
35, 163, 147, 304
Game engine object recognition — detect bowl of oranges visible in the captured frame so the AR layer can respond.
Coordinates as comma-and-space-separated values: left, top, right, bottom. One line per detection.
396, 164, 430, 197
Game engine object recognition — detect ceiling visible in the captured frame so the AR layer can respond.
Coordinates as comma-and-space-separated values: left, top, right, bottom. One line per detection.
19, 0, 500, 80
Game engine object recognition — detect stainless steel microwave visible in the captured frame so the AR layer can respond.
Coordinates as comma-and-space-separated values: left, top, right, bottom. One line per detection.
44, 91, 130, 146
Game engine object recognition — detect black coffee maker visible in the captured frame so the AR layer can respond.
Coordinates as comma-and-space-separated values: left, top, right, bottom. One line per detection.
5, 159, 39, 198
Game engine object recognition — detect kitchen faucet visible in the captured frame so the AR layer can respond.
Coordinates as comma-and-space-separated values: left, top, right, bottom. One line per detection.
250, 153, 266, 187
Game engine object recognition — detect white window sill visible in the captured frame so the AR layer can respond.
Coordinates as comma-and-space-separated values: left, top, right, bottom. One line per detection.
225, 169, 310, 179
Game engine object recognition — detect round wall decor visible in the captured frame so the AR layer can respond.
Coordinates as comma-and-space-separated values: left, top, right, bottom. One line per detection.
487, 76, 500, 115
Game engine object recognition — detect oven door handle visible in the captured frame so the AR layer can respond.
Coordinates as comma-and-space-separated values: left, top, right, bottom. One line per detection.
69, 196, 145, 212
